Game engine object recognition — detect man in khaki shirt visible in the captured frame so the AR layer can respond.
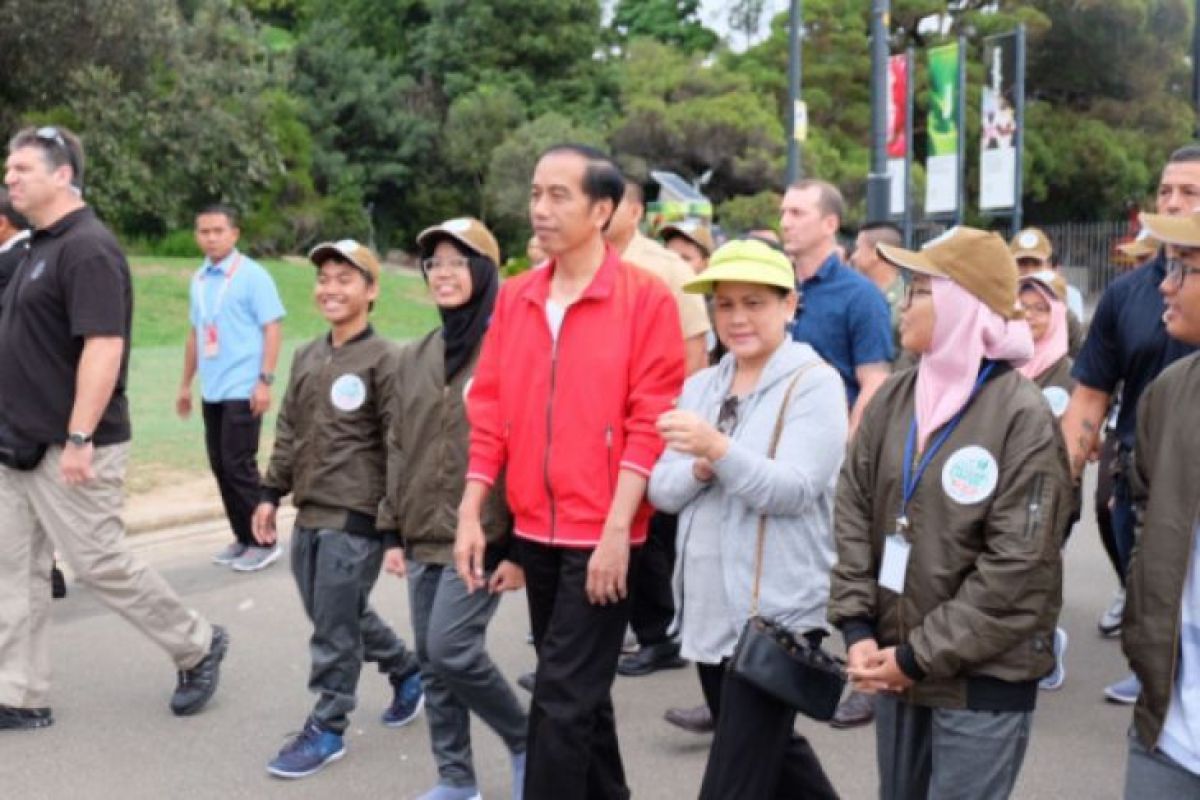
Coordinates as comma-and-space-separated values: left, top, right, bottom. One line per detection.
603, 180, 710, 682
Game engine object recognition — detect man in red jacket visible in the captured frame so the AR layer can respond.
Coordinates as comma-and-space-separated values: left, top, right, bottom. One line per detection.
455, 143, 685, 799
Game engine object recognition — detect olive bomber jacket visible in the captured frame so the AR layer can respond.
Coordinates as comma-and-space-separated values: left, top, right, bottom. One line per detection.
828, 363, 1074, 711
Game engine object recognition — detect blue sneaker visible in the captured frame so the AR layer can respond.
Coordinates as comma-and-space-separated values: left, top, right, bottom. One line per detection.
267, 719, 345, 779
1104, 673, 1141, 705
1039, 628, 1068, 691
382, 670, 424, 727
511, 750, 527, 800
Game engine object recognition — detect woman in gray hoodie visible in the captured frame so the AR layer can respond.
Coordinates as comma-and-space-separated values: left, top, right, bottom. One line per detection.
649, 238, 848, 799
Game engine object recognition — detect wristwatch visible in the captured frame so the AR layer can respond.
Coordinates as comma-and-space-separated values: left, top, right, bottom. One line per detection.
66, 431, 93, 447
258, 372, 275, 386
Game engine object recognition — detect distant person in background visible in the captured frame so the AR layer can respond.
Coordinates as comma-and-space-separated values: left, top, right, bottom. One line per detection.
177, 204, 285, 573
661, 220, 714, 276
850, 222, 906, 350
1009, 227, 1084, 355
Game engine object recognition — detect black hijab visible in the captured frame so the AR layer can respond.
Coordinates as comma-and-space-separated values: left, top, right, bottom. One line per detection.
422, 236, 499, 382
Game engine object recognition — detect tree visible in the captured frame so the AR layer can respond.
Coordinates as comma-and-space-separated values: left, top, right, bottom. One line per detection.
609, 0, 719, 53
444, 86, 528, 219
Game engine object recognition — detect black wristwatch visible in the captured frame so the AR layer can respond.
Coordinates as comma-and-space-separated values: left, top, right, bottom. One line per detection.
66, 431, 93, 447
258, 372, 275, 386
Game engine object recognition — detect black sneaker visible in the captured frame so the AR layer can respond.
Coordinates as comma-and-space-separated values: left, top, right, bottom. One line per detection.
170, 625, 228, 716
0, 705, 53, 731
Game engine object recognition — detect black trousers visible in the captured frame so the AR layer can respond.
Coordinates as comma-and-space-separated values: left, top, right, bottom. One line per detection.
698, 661, 840, 800
519, 539, 640, 800
202, 400, 263, 546
629, 512, 678, 647
1094, 434, 1122, 584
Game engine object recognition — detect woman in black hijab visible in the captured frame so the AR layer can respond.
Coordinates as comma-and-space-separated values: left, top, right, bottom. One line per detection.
380, 218, 528, 800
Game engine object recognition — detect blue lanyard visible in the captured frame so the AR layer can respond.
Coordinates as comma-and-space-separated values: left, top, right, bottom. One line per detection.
898, 361, 997, 534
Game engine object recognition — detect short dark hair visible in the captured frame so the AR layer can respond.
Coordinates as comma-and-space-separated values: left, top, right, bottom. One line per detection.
787, 178, 845, 223
537, 143, 626, 211
196, 203, 239, 228
1169, 144, 1200, 163
859, 221, 902, 247
8, 126, 85, 189
0, 188, 30, 231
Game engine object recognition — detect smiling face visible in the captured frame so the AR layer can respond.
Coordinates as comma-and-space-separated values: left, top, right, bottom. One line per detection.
1161, 244, 1200, 344
314, 257, 377, 326
424, 239, 475, 309
712, 281, 797, 366
899, 273, 936, 353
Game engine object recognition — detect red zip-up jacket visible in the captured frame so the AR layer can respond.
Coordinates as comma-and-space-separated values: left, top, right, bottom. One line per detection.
466, 245, 685, 548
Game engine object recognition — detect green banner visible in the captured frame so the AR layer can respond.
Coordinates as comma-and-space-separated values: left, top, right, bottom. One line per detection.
927, 43, 960, 156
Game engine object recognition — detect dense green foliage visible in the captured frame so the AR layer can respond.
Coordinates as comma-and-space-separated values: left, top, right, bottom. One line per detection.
0, 0, 1193, 256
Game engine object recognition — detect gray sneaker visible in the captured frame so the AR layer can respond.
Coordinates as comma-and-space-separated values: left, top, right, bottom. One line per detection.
231, 545, 282, 573
212, 542, 248, 566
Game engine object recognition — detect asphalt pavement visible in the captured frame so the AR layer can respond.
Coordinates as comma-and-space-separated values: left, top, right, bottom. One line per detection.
2, 473, 1136, 799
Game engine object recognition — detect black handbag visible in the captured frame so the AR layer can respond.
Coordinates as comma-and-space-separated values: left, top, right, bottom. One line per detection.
0, 418, 47, 471
728, 364, 847, 721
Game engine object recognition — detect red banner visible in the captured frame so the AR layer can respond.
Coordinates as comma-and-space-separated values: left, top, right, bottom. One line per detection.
886, 54, 908, 159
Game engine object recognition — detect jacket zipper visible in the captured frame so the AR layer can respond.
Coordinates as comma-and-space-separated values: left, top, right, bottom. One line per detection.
543, 321, 562, 543
1158, 504, 1200, 748
1023, 474, 1045, 542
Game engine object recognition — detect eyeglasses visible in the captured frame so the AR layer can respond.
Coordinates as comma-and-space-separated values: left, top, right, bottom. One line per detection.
420, 256, 471, 275
901, 283, 933, 309
34, 126, 79, 185
716, 395, 739, 435
1164, 257, 1200, 291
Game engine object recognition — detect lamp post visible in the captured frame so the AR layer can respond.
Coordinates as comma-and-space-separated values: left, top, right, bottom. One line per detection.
866, 0, 891, 223
786, 0, 804, 184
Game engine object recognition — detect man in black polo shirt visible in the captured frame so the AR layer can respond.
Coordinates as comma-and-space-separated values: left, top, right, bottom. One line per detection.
0, 126, 228, 731
1062, 143, 1200, 705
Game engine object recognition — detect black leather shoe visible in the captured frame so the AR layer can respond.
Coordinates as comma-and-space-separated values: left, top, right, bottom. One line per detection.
663, 703, 713, 734
830, 689, 877, 729
516, 671, 536, 693
0, 704, 53, 730
170, 625, 228, 716
617, 640, 685, 677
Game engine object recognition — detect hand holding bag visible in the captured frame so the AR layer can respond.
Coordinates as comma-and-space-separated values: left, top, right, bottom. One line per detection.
728, 365, 847, 721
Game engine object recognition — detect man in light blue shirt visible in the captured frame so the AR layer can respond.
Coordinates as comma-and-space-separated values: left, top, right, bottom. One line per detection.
177, 204, 284, 572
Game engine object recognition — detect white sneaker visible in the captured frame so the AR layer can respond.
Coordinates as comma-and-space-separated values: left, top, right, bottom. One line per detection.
1039, 628, 1068, 691
1098, 588, 1125, 638
231, 544, 282, 572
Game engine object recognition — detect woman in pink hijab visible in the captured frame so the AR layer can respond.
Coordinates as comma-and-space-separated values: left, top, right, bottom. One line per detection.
828, 227, 1074, 800
1017, 272, 1075, 418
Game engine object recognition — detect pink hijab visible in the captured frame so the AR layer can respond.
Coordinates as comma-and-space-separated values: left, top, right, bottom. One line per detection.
914, 278, 1034, 451
1016, 279, 1068, 381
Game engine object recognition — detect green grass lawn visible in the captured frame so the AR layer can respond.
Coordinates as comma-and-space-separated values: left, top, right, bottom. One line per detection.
125, 256, 439, 491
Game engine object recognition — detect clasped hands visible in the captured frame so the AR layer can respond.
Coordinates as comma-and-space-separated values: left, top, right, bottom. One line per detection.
846, 639, 915, 694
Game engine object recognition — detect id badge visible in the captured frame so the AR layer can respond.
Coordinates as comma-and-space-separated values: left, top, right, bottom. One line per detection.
203, 323, 219, 359
879, 533, 911, 594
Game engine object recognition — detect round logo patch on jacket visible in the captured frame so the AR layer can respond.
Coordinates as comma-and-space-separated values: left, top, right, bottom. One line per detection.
1042, 387, 1069, 418
941, 446, 999, 505
330, 374, 367, 412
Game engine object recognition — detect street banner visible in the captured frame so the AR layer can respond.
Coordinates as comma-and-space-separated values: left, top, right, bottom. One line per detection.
924, 42, 960, 216
887, 53, 908, 215
980, 33, 1020, 210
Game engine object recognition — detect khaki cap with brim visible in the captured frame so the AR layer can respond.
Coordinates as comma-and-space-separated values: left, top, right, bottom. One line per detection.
1137, 211, 1200, 248
1116, 228, 1159, 258
417, 217, 501, 265
309, 239, 381, 283
1010, 227, 1053, 262
683, 239, 795, 294
660, 219, 715, 256
877, 226, 1023, 320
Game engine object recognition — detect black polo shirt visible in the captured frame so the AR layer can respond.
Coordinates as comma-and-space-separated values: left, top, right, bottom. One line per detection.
0, 230, 29, 312
1072, 252, 1197, 448
0, 206, 132, 445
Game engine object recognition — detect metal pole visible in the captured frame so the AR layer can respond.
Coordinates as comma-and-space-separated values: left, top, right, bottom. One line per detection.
786, 0, 804, 184
1194, 0, 1200, 138
956, 35, 967, 225
866, 0, 891, 222
1013, 25, 1026, 233
904, 47, 915, 247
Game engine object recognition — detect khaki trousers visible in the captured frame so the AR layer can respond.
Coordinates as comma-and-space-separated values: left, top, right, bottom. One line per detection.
0, 444, 211, 708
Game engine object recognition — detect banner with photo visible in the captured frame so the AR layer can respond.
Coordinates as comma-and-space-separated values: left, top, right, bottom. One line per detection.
924, 43, 960, 216
887, 53, 909, 216
979, 33, 1020, 210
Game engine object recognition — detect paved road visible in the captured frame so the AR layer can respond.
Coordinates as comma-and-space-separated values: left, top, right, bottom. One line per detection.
3, 477, 1136, 799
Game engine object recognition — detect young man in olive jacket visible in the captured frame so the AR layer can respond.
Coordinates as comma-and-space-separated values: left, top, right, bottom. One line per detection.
252, 240, 421, 779
1120, 210, 1200, 796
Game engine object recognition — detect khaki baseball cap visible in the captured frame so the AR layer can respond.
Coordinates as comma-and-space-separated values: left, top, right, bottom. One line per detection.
1010, 227, 1053, 262
660, 219, 715, 256
417, 217, 501, 265
1137, 211, 1200, 248
683, 239, 795, 294
877, 226, 1023, 320
309, 239, 382, 282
